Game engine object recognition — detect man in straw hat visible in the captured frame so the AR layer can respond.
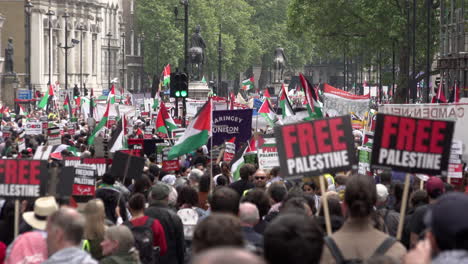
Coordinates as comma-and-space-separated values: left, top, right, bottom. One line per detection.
5, 196, 58, 264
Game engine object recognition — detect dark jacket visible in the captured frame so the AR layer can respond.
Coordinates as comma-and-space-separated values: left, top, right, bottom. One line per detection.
242, 226, 263, 249
229, 179, 254, 197
95, 186, 128, 224
99, 251, 140, 264
145, 201, 185, 264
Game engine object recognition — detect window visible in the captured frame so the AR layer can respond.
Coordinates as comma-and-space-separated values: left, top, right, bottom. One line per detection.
130, 30, 134, 55
130, 0, 134, 14
138, 74, 141, 91
130, 73, 134, 90
137, 37, 141, 56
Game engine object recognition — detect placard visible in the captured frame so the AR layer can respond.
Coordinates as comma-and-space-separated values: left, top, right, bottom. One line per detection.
212, 109, 253, 151
274, 115, 357, 178
72, 165, 96, 196
47, 127, 61, 146
223, 142, 236, 163
162, 146, 179, 172
25, 121, 43, 135
370, 114, 455, 175
0, 160, 48, 198
257, 135, 279, 170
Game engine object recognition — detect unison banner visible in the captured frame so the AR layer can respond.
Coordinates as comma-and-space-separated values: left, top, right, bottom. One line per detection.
212, 109, 253, 150
274, 116, 357, 178
371, 114, 455, 176
322, 84, 370, 117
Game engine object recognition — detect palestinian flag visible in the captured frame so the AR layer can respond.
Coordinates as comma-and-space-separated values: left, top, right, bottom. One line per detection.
453, 82, 460, 103
431, 81, 447, 103
88, 101, 110, 145
163, 64, 171, 86
156, 101, 177, 135
168, 99, 212, 160
64, 95, 72, 117
18, 104, 28, 116
152, 81, 162, 110
108, 84, 116, 104
264, 89, 271, 99
109, 115, 128, 152
230, 92, 236, 110
279, 83, 295, 118
230, 143, 248, 181
38, 84, 54, 109
258, 99, 279, 126
299, 73, 323, 119
242, 77, 255, 90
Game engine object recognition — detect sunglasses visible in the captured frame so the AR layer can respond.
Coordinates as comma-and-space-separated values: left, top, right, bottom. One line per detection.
255, 176, 267, 180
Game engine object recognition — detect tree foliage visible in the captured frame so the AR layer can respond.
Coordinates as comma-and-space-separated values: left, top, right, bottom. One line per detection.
287, 0, 439, 103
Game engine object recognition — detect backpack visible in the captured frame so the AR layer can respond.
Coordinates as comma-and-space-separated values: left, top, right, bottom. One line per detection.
124, 218, 159, 264
324, 236, 396, 264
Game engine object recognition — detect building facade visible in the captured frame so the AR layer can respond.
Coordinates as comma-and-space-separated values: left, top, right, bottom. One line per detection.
437, 0, 467, 96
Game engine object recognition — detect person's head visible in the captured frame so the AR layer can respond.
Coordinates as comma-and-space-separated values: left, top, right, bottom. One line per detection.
192, 213, 244, 254
101, 225, 135, 256
426, 192, 468, 253
83, 199, 106, 240
179, 166, 191, 177
241, 189, 271, 218
319, 194, 343, 217
149, 183, 171, 204
209, 187, 240, 215
253, 169, 268, 189
128, 193, 146, 214
46, 208, 86, 256
335, 175, 347, 187
270, 166, 280, 178
199, 174, 211, 193
410, 190, 429, 208
376, 183, 389, 206
426, 176, 445, 200
102, 173, 116, 185
191, 247, 266, 264
264, 213, 324, 264
379, 170, 392, 185
302, 182, 317, 195
239, 202, 259, 227
189, 168, 204, 186
220, 161, 230, 173
133, 174, 152, 197
177, 186, 199, 208
267, 182, 288, 204
239, 164, 256, 181
280, 197, 313, 216
344, 174, 377, 219
22, 196, 58, 231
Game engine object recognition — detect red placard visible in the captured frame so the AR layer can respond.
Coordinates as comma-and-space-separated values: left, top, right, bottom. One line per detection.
72, 184, 95, 196
163, 160, 179, 172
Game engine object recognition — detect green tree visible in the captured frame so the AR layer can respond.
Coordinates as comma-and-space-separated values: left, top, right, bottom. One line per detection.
287, 0, 439, 103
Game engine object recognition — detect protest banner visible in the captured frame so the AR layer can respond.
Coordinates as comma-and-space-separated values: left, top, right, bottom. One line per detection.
64, 157, 108, 177
144, 127, 153, 139
2, 127, 11, 138
72, 165, 96, 196
379, 103, 468, 160
357, 147, 371, 176
212, 109, 253, 151
322, 84, 370, 117
127, 138, 144, 156
162, 146, 179, 172
25, 121, 42, 135
47, 127, 61, 146
274, 115, 357, 179
223, 141, 236, 163
257, 135, 279, 170
66, 123, 76, 135
111, 151, 145, 182
56, 167, 75, 198
0, 160, 48, 198
370, 114, 455, 176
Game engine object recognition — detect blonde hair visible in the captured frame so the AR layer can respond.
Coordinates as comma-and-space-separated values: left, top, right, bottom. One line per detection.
83, 199, 106, 240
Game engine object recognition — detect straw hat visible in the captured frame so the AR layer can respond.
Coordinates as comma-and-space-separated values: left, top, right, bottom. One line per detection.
22, 196, 58, 230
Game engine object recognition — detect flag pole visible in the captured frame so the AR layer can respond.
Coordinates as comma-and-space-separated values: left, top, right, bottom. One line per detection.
210, 98, 214, 194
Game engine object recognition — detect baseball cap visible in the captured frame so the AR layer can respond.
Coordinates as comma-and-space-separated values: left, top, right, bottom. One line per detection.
425, 192, 468, 250
376, 184, 389, 203
150, 183, 171, 201
426, 177, 445, 199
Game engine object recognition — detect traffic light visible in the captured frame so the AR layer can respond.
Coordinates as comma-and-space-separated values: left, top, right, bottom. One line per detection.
170, 72, 177, 98
83, 83, 88, 96
73, 84, 80, 98
178, 72, 188, 98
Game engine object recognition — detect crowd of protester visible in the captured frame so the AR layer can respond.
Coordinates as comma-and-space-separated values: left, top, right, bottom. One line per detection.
0, 144, 466, 264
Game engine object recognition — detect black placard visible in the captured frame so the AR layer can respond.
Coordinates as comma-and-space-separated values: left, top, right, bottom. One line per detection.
371, 114, 455, 176
0, 160, 48, 198
274, 115, 357, 178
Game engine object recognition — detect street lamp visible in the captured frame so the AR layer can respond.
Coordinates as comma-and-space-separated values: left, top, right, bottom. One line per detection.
155, 32, 160, 74
58, 10, 76, 90
139, 32, 145, 92
78, 24, 85, 96
46, 8, 54, 87
218, 27, 222, 96
121, 32, 126, 91
174, 0, 189, 127
107, 32, 112, 91
24, 0, 33, 92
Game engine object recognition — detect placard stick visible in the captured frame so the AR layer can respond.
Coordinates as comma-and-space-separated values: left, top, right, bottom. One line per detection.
447, 176, 451, 185
420, 179, 424, 190
14, 200, 20, 238
319, 175, 332, 236
396, 173, 411, 240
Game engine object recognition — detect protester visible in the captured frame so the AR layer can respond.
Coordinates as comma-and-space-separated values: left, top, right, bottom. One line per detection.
316, 193, 344, 232
197, 174, 211, 210
126, 193, 167, 263
209, 187, 240, 215
302, 181, 321, 211
251, 169, 268, 191
375, 183, 400, 237
320, 174, 406, 263
42, 208, 97, 264
82, 199, 107, 260
229, 164, 256, 196
265, 182, 287, 221
241, 189, 270, 234
188, 169, 203, 190
145, 183, 185, 264
176, 186, 206, 218
191, 247, 266, 264
95, 173, 128, 224
192, 213, 245, 254
6, 196, 58, 264
100, 225, 140, 264
264, 213, 324, 264
239, 202, 263, 251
